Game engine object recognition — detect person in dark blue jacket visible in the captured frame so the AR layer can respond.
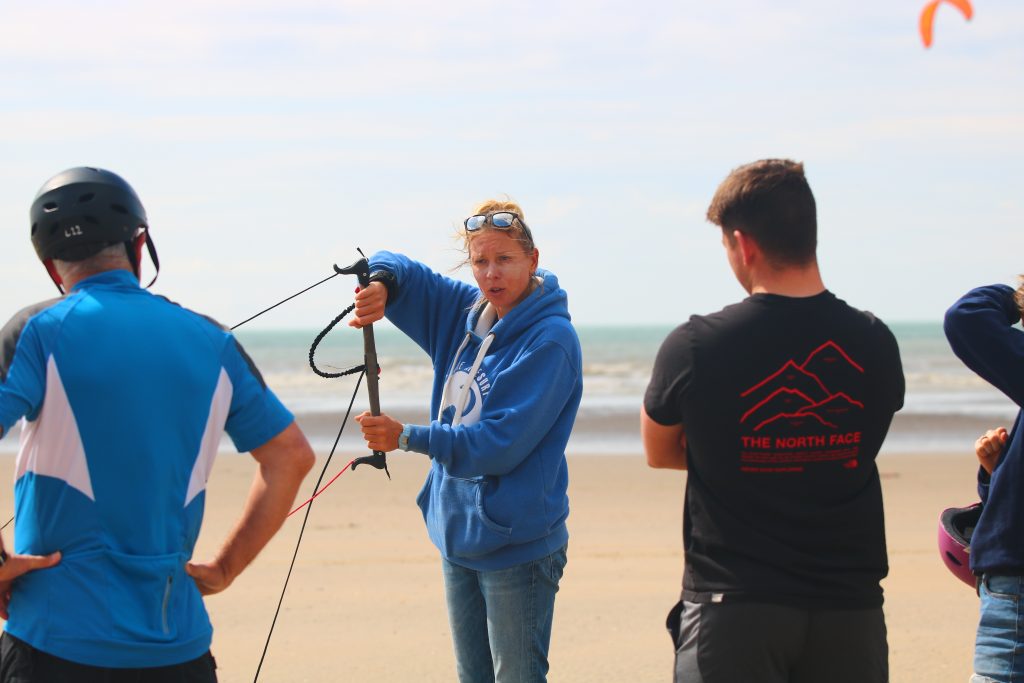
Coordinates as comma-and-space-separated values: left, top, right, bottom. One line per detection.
353, 199, 582, 683
945, 282, 1024, 683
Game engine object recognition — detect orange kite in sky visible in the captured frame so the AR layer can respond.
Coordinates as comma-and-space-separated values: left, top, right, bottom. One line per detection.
920, 0, 974, 48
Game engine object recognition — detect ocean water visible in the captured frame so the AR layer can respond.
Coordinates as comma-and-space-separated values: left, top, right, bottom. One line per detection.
0, 322, 1014, 456
234, 322, 1016, 455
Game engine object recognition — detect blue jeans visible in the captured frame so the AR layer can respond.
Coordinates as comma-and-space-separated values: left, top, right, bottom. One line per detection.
441, 545, 568, 683
974, 575, 1024, 682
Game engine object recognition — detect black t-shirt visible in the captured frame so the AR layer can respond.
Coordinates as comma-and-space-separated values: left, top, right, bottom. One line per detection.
645, 291, 904, 608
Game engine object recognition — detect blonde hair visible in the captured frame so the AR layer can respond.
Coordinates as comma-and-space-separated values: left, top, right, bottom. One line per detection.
459, 198, 535, 255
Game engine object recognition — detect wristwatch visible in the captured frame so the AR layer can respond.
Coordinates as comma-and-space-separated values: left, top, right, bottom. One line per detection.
398, 423, 412, 452
367, 270, 397, 299
0, 549, 8, 568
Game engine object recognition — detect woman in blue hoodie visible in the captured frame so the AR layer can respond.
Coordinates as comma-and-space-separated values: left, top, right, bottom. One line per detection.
353, 199, 582, 683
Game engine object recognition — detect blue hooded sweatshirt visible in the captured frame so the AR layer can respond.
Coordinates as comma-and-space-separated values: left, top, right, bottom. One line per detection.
370, 251, 582, 571
944, 284, 1024, 575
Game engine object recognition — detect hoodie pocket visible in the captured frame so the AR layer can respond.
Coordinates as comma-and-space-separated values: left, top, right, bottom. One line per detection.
418, 469, 513, 560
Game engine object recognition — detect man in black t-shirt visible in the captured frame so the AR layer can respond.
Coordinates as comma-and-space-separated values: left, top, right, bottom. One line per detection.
642, 159, 904, 683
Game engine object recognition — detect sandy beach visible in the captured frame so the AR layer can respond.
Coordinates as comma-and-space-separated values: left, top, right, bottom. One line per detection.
0, 450, 983, 681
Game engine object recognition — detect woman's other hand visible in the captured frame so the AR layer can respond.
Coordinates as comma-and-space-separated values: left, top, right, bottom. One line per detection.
356, 411, 404, 452
349, 281, 388, 329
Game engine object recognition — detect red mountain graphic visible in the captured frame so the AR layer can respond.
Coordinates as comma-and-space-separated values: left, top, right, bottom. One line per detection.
741, 341, 865, 432
741, 387, 817, 426
755, 411, 838, 432
741, 360, 831, 407
799, 393, 864, 420
802, 342, 864, 398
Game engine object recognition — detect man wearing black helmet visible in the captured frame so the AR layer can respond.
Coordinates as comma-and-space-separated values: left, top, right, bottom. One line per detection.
0, 167, 315, 681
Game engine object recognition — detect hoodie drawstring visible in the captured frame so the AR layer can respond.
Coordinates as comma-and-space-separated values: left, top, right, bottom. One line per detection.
438, 331, 495, 427
438, 332, 471, 422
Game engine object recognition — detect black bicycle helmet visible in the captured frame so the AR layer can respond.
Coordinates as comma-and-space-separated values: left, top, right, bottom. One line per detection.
29, 167, 159, 290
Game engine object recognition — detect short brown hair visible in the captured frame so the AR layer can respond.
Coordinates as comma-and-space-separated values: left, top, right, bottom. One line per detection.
706, 159, 817, 267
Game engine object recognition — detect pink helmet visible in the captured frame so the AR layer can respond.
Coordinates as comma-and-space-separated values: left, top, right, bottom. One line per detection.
938, 503, 982, 588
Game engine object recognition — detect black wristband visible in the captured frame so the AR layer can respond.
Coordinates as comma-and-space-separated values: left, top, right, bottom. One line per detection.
367, 270, 397, 299
0, 549, 8, 568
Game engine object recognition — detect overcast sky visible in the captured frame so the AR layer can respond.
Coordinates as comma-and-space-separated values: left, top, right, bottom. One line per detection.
1, 0, 1021, 328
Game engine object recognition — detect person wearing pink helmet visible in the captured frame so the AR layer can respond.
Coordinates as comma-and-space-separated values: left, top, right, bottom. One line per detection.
945, 281, 1024, 682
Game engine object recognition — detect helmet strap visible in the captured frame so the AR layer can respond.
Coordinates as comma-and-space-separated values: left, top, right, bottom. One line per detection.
43, 259, 66, 295
143, 232, 160, 288
126, 231, 161, 288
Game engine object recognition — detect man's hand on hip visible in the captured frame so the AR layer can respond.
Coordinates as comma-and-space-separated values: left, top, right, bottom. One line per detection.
0, 550, 62, 619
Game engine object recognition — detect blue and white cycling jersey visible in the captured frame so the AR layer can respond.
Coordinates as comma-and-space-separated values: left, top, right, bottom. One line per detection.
0, 269, 294, 667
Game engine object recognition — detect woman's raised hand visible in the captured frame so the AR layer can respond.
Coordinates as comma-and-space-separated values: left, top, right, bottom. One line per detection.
349, 281, 388, 329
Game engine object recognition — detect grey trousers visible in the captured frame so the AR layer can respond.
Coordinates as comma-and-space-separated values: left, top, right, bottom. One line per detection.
667, 599, 888, 683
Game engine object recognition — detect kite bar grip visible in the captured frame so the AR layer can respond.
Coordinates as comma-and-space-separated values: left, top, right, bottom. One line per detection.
335, 248, 390, 480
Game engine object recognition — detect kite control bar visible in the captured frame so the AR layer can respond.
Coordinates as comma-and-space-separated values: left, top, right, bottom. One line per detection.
334, 251, 390, 479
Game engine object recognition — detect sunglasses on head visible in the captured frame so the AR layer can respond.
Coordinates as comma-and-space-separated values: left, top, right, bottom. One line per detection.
464, 212, 533, 242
